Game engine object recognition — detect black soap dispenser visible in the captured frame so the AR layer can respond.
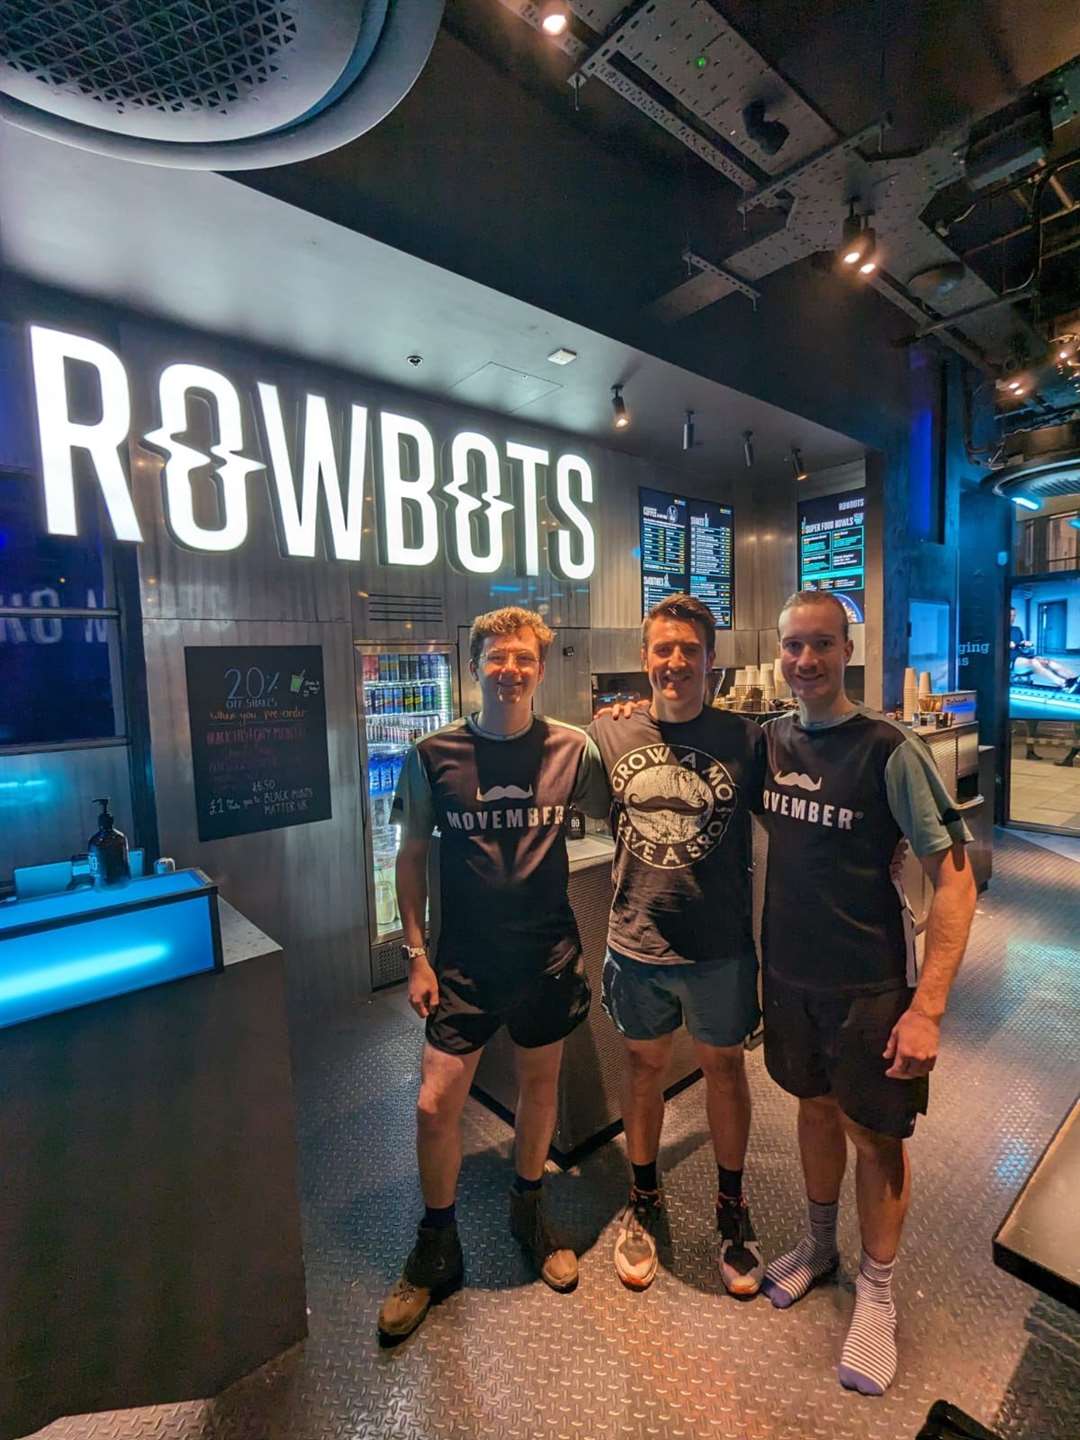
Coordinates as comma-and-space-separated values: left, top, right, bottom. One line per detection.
88, 797, 129, 888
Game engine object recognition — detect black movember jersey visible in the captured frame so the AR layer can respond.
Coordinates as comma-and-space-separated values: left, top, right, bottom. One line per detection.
589, 706, 766, 965
758, 708, 969, 995
392, 714, 609, 977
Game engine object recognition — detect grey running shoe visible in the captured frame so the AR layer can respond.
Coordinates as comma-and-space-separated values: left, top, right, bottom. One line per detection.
614, 1187, 663, 1290
377, 1221, 464, 1338
509, 1187, 578, 1291
717, 1198, 764, 1297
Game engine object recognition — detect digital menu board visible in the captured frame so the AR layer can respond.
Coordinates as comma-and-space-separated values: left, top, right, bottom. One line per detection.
798, 490, 866, 624
639, 487, 733, 627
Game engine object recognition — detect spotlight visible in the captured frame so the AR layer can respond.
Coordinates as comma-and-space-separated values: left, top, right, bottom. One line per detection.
839, 206, 868, 266
682, 410, 695, 451
856, 229, 878, 275
1011, 494, 1040, 511
611, 384, 630, 429
540, 3, 569, 36
743, 429, 754, 468
837, 207, 878, 275
790, 447, 808, 482
742, 99, 789, 157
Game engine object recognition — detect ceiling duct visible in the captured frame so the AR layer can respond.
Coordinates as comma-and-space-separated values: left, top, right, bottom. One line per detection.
986, 420, 1080, 501
0, 0, 444, 169
963, 94, 1053, 191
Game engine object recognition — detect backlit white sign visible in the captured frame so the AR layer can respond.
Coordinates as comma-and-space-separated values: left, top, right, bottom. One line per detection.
27, 325, 596, 580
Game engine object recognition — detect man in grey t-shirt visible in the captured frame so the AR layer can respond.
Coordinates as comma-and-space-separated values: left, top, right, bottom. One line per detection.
590, 594, 766, 1297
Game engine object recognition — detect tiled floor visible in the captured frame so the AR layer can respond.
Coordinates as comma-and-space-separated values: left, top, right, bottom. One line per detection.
39, 830, 1080, 1440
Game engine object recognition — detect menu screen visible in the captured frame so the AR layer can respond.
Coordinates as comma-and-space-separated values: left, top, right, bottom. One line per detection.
639, 487, 734, 627
797, 490, 866, 623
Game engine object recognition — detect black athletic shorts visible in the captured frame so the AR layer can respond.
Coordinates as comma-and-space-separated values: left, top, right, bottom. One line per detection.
426, 949, 591, 1056
762, 974, 929, 1139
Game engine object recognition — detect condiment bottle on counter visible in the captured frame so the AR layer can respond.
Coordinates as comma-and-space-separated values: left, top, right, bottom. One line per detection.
87, 797, 129, 888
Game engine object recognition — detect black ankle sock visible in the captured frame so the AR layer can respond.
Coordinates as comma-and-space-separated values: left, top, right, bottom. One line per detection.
632, 1160, 658, 1193
424, 1203, 456, 1230
512, 1173, 543, 1195
717, 1166, 743, 1204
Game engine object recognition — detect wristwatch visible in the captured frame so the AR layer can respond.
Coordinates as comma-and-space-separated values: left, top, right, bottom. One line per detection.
401, 943, 428, 964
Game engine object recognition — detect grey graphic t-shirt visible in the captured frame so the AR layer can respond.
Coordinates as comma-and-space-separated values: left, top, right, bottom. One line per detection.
589, 706, 765, 965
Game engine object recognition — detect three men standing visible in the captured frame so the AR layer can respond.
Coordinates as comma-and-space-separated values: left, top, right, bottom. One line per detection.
379, 590, 977, 1401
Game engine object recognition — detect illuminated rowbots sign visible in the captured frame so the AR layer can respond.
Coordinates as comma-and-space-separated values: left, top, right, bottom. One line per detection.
28, 326, 596, 579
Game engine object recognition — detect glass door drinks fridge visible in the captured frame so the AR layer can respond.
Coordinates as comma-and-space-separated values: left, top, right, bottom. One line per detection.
355, 643, 459, 987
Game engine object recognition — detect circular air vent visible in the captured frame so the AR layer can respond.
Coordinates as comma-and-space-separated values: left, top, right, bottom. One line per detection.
986, 420, 1080, 502
0, 0, 444, 167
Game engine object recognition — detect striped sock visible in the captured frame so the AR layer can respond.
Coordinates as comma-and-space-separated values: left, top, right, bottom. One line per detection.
761, 1198, 839, 1309
838, 1251, 897, 1396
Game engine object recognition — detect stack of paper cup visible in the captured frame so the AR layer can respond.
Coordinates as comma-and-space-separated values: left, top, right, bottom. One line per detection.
734, 669, 746, 688
918, 671, 932, 697
761, 667, 776, 702
903, 667, 918, 722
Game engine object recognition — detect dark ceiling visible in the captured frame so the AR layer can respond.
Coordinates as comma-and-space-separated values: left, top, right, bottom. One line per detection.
238, 0, 1080, 435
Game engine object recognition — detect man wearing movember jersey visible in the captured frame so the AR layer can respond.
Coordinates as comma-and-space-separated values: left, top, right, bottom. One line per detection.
757, 590, 976, 1398
377, 606, 609, 1340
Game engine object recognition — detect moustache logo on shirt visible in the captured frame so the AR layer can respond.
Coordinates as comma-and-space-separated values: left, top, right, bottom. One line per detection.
628, 791, 709, 816
773, 770, 822, 792
475, 783, 534, 803
609, 742, 738, 870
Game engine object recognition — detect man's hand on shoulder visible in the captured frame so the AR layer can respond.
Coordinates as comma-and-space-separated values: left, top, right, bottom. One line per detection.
595, 699, 650, 722
883, 1005, 939, 1078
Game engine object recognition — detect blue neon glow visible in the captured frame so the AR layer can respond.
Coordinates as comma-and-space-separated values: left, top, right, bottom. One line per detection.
1011, 495, 1040, 511
0, 942, 168, 1005
0, 871, 216, 1029
0, 869, 203, 932
1069, 517, 1080, 530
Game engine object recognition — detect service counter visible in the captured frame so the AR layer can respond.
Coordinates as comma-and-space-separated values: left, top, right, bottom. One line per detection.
473, 836, 704, 1164
0, 873, 307, 1440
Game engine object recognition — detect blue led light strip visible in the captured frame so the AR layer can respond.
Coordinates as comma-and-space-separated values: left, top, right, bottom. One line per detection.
0, 942, 169, 1006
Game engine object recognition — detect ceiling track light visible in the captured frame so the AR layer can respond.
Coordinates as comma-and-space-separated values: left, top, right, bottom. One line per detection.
743, 429, 754, 468
837, 204, 878, 275
790, 447, 808, 482
611, 383, 630, 429
539, 3, 569, 36
682, 410, 695, 451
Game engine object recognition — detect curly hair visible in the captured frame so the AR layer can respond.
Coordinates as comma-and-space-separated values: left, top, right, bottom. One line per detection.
468, 606, 555, 665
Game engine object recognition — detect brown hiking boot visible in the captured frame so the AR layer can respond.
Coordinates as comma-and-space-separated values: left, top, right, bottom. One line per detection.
508, 1186, 578, 1291
377, 1221, 464, 1338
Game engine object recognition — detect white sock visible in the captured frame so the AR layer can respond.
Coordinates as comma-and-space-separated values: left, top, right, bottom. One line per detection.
762, 1198, 839, 1309
838, 1250, 898, 1396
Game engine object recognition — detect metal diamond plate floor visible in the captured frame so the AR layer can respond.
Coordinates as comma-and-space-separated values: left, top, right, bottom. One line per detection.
38, 831, 1080, 1440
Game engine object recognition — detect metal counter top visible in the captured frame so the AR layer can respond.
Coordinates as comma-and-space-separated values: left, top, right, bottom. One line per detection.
994, 1093, 1080, 1314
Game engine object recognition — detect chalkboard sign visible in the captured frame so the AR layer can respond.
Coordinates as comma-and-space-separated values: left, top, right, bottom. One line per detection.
184, 645, 332, 842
